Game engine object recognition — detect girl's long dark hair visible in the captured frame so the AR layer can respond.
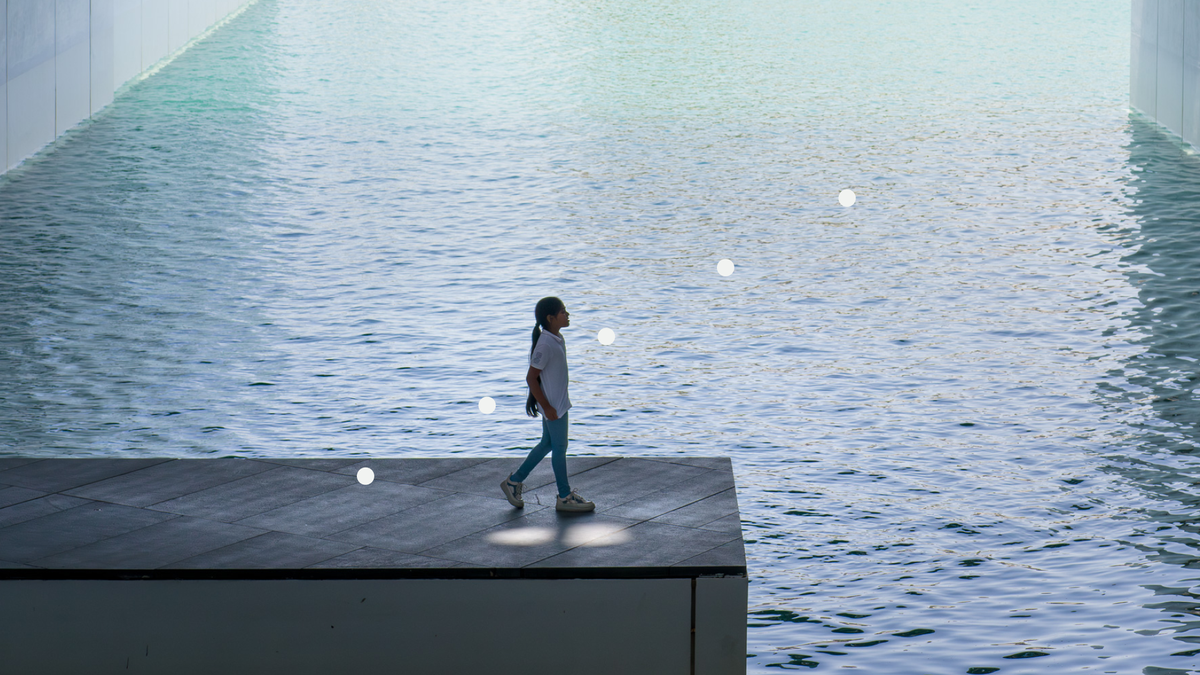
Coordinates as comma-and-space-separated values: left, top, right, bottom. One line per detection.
525, 296, 565, 417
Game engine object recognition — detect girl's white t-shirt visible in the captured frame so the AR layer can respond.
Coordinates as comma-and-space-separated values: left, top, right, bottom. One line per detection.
530, 329, 571, 416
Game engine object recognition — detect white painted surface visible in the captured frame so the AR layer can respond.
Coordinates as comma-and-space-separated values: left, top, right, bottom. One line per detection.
1, 0, 7, 172
7, 0, 55, 171
1, 0, 253, 174
1156, 0, 1184, 138
203, 0, 217, 34
55, 41, 90, 137
142, 0, 168, 67
168, 0, 187, 53
0, 577, 699, 675
90, 0, 115, 115
1130, 0, 1200, 152
56, 0, 92, 137
6, 62, 54, 171
188, 0, 204, 39
112, 0, 141, 90
695, 576, 749, 675
1136, 0, 1157, 117
1184, 1, 1200, 145
7, 0, 53, 82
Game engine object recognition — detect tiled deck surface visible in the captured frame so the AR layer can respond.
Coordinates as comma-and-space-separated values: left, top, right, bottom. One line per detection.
0, 456, 744, 579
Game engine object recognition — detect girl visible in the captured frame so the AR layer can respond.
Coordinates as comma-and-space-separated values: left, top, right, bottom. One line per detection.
500, 296, 595, 512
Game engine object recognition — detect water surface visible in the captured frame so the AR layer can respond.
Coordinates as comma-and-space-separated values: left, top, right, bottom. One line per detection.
2, 0, 1199, 671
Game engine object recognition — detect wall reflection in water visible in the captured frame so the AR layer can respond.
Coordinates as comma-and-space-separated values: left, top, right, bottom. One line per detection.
1101, 114, 1200, 654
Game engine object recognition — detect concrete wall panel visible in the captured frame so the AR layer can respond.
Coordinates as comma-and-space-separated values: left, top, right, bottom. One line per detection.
188, 0, 204, 39
7, 62, 55, 171
2, 578, 694, 675
112, 0, 141, 89
1, 0, 7, 172
7, 0, 55, 170
168, 0, 187, 52
1184, 1, 1200, 146
90, 0, 114, 115
694, 576, 749, 675
142, 0, 168, 66
7, 0, 53, 80
1132, 0, 1158, 118
56, 0, 89, 55
202, 0, 216, 32
56, 0, 91, 137
1157, 0, 1184, 138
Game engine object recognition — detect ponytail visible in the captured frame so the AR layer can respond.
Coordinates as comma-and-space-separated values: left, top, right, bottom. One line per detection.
525, 323, 543, 417
525, 296, 565, 417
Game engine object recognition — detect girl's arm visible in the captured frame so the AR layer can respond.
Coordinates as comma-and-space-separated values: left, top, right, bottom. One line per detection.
526, 365, 558, 420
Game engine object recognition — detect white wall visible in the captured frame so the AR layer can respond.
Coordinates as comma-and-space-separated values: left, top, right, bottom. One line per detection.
3, 0, 256, 175
56, 0, 90, 137
1132, 0, 1200, 150
90, 0, 114, 116
1, 4, 9, 169
7, 1, 56, 172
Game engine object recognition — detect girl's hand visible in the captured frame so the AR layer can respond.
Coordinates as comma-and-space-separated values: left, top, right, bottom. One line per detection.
543, 405, 559, 421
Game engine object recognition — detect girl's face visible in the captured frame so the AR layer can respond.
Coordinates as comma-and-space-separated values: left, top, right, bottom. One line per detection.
549, 308, 570, 330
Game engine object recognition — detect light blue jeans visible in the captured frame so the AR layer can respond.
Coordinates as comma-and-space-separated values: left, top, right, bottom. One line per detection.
510, 412, 570, 499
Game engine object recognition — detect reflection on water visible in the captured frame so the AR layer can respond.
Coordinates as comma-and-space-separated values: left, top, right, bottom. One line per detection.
1, 0, 1200, 671
1092, 115, 1200, 663
1110, 118, 1200, 448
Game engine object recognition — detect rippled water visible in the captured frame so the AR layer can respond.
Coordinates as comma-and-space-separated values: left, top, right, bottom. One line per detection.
3, 0, 1200, 671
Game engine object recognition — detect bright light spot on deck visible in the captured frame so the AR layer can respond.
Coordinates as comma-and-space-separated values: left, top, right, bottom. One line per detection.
597, 328, 615, 345
486, 523, 631, 547
479, 397, 496, 414
487, 527, 554, 546
717, 259, 734, 277
565, 523, 631, 547
839, 189, 856, 207
357, 467, 374, 485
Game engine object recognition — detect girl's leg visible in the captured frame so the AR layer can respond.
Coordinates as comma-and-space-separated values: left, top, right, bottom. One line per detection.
510, 417, 553, 483
544, 412, 570, 498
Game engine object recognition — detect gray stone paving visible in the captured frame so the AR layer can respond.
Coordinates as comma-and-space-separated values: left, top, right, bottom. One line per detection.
0, 457, 744, 579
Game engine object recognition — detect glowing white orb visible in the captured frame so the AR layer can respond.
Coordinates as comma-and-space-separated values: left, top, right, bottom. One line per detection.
717, 259, 735, 277
356, 467, 374, 485
839, 189, 856, 207
597, 328, 615, 345
479, 396, 496, 414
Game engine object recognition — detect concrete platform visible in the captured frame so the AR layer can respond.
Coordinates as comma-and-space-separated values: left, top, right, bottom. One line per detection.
0, 456, 747, 674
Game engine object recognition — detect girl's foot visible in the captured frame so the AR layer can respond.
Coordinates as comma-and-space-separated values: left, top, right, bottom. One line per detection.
501, 477, 525, 508
555, 490, 595, 513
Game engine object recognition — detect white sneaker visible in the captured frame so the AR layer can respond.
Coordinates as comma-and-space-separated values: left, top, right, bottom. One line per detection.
500, 477, 524, 508
556, 490, 595, 513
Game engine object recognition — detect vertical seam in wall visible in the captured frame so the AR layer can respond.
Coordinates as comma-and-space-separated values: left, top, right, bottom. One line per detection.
690, 578, 697, 675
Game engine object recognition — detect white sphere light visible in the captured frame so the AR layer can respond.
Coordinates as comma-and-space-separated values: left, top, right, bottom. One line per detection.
717, 259, 735, 277
479, 396, 496, 414
357, 467, 375, 485
597, 328, 615, 345
839, 189, 856, 207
